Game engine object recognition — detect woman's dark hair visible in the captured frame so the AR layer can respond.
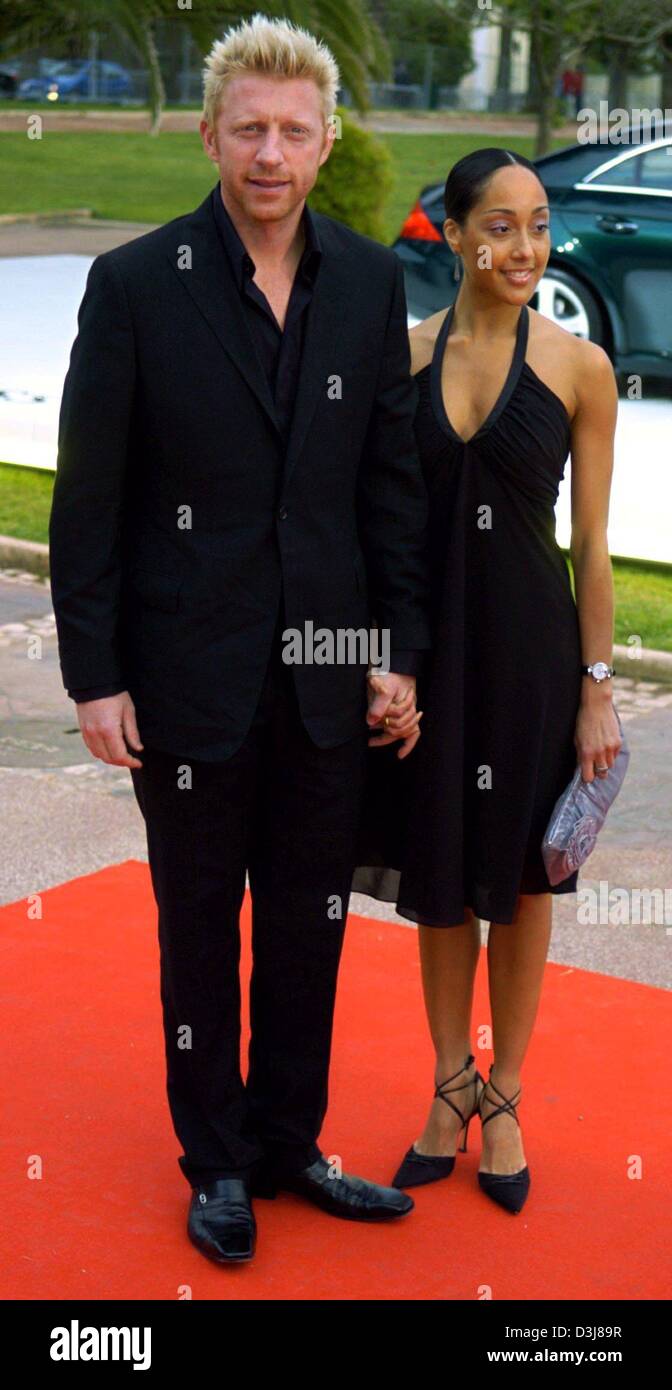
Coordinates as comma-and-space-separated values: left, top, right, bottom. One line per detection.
444, 148, 545, 225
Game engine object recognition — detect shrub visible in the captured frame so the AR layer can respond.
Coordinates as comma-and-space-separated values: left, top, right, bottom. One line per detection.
308, 105, 394, 241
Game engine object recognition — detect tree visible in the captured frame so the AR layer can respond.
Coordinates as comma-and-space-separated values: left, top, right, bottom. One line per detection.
374, 0, 474, 99
0, 0, 392, 134
663, 30, 672, 108
582, 0, 672, 111
494, 0, 672, 154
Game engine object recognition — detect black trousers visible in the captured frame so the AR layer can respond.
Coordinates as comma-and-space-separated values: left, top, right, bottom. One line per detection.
129, 610, 369, 1188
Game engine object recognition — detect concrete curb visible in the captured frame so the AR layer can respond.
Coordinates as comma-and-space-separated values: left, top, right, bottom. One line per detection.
0, 534, 49, 578
1, 532, 671, 683
612, 644, 672, 685
0, 209, 93, 225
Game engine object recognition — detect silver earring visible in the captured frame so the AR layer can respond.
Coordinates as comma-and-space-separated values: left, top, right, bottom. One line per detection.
453, 256, 461, 282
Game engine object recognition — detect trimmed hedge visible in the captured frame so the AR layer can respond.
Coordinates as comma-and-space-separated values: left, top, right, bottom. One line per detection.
308, 105, 394, 241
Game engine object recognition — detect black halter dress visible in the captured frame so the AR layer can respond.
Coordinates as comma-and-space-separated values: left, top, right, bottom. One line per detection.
351, 303, 583, 926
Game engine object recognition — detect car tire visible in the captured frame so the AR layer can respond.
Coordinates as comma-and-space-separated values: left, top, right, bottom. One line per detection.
531, 266, 606, 347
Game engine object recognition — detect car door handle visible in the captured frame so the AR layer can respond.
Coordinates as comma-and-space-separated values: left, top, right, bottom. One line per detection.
596, 215, 639, 234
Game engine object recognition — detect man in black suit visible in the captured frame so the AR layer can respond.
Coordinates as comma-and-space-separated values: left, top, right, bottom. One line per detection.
49, 15, 431, 1264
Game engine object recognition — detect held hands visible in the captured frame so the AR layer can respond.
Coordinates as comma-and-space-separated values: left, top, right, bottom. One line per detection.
77, 679, 424, 769
76, 691, 144, 768
366, 672, 423, 760
574, 687, 622, 783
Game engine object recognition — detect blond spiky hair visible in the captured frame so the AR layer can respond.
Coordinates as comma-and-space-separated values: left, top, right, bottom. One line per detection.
202, 12, 340, 130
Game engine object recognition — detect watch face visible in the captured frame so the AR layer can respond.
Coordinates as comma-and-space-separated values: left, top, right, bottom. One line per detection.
592, 662, 610, 681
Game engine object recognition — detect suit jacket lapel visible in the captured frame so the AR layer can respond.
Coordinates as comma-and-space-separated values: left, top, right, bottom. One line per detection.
165, 192, 280, 438
165, 193, 352, 488
281, 228, 350, 490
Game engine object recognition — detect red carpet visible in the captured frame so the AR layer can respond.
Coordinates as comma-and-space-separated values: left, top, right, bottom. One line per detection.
1, 860, 668, 1300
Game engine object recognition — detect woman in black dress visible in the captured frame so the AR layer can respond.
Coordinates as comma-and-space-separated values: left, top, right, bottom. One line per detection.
352, 149, 621, 1213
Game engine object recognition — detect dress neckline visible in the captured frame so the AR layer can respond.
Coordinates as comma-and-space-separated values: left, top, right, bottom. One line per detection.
430, 301, 530, 447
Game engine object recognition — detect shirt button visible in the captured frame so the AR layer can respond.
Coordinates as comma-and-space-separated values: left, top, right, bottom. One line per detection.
278, 506, 288, 520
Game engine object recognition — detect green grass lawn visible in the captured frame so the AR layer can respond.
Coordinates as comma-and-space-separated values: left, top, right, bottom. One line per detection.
0, 129, 565, 243
1, 462, 670, 652
0, 462, 54, 545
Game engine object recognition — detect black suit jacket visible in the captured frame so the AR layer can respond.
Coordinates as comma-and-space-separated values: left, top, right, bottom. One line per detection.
49, 189, 432, 760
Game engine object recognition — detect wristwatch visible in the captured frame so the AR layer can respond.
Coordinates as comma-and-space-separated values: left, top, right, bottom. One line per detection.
581, 661, 616, 683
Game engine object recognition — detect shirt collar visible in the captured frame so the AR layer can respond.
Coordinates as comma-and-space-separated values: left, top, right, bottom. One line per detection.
211, 182, 322, 289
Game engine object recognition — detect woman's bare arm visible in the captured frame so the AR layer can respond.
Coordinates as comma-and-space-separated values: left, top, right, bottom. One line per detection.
568, 340, 622, 781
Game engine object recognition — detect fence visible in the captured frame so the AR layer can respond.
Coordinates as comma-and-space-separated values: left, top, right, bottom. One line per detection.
1, 24, 667, 114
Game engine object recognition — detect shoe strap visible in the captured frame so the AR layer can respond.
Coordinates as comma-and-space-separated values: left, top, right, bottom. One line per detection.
479, 1066, 522, 1129
434, 1053, 477, 1126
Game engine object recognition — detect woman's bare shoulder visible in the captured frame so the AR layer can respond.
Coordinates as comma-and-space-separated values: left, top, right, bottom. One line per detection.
408, 306, 451, 375
526, 305, 616, 417
527, 305, 613, 376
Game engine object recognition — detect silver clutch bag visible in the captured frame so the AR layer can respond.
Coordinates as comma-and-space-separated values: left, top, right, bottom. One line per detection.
541, 710, 629, 886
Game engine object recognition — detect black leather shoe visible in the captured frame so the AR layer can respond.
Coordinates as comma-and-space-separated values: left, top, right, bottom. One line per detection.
251, 1154, 414, 1222
187, 1178, 256, 1263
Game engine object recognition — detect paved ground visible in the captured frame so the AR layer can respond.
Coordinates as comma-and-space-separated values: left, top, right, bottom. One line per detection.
2, 566, 670, 988
0, 217, 159, 258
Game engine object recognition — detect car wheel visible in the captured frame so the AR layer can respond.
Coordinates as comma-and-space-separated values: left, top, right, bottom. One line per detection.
531, 268, 605, 345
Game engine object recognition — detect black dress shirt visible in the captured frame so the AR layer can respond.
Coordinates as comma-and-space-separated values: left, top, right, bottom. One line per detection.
67, 184, 420, 701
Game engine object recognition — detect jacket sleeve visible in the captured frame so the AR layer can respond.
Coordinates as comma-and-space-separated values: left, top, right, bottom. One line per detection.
357, 254, 432, 658
68, 683, 128, 704
388, 649, 426, 677
49, 253, 135, 691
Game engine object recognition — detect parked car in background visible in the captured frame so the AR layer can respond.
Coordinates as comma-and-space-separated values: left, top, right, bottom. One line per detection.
0, 64, 19, 97
18, 59, 132, 102
394, 132, 672, 384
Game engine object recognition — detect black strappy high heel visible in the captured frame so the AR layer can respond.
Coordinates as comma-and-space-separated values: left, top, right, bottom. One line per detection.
392, 1053, 484, 1189
477, 1065, 531, 1214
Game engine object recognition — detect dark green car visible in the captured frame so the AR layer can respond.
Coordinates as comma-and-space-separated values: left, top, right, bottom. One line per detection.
394, 133, 672, 383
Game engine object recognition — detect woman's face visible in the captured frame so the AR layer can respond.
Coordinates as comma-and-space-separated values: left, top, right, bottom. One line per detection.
444, 165, 551, 305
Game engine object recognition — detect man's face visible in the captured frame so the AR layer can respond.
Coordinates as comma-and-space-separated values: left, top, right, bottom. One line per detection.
200, 74, 335, 225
